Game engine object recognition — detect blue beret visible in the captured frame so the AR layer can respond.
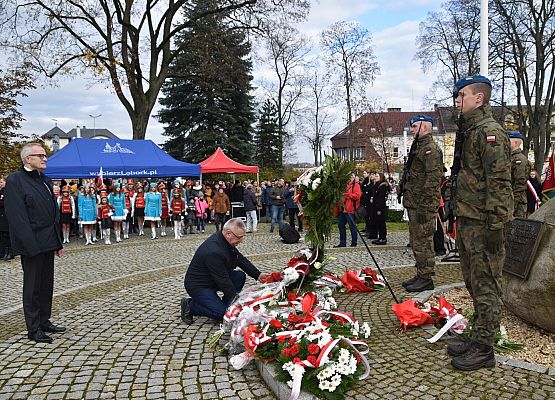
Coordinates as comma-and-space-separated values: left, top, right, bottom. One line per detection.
410, 115, 434, 126
506, 131, 524, 140
453, 75, 492, 99
114, 182, 121, 188
150, 182, 157, 187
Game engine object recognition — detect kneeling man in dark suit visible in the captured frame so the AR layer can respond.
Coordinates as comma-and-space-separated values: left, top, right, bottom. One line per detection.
181, 218, 268, 324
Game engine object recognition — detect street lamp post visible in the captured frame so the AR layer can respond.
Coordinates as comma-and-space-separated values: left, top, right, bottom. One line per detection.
89, 114, 102, 137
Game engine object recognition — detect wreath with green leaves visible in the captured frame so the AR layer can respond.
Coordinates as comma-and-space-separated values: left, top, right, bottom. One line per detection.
296, 153, 353, 258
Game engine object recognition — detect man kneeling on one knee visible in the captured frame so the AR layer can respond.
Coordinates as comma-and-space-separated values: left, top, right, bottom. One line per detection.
181, 218, 268, 324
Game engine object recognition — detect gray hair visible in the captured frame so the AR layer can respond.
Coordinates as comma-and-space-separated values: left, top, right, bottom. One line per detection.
223, 218, 246, 232
20, 143, 44, 162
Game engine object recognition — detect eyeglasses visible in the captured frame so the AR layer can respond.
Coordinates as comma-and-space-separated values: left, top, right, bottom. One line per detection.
229, 230, 245, 241
28, 154, 48, 160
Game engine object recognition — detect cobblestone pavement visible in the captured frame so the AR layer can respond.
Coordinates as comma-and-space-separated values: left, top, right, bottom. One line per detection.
0, 223, 553, 399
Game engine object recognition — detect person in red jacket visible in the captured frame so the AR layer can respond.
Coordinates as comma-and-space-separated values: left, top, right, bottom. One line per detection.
170, 191, 185, 239
97, 194, 115, 245
335, 173, 362, 247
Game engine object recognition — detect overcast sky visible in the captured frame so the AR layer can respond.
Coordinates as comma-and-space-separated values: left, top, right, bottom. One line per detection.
15, 0, 441, 163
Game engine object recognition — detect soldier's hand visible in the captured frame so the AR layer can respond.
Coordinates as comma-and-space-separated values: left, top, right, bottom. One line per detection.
485, 229, 504, 253
416, 209, 427, 224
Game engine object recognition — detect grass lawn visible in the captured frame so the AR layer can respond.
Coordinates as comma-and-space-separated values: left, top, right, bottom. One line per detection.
354, 221, 408, 232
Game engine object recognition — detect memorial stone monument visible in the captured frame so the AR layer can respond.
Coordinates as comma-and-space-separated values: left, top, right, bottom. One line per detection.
502, 199, 555, 333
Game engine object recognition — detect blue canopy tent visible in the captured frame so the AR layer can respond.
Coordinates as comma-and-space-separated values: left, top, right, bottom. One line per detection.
44, 138, 200, 178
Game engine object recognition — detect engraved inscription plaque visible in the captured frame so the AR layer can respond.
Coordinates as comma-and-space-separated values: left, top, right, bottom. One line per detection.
503, 218, 545, 280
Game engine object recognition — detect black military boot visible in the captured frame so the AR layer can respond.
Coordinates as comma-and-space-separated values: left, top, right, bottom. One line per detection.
401, 275, 419, 288
405, 277, 434, 292
447, 339, 472, 357
451, 342, 495, 371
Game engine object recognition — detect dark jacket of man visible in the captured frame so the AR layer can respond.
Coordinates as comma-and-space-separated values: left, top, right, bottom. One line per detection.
4, 167, 63, 257
269, 185, 286, 206
184, 231, 260, 300
242, 188, 258, 212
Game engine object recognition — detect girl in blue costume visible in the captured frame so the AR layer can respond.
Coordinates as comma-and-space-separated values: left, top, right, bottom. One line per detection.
78, 183, 98, 245
144, 182, 162, 239
109, 182, 126, 243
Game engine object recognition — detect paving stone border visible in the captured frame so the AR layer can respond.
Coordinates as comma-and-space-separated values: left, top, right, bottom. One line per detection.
256, 360, 316, 400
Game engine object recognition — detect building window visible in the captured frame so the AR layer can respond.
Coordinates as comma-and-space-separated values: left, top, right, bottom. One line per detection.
393, 147, 399, 158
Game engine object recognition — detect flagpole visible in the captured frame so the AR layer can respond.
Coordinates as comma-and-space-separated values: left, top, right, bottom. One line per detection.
480, 0, 488, 76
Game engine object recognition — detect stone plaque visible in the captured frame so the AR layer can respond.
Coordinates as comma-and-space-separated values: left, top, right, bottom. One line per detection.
503, 218, 545, 279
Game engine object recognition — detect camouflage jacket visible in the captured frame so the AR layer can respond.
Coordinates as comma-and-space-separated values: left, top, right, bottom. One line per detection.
511, 149, 530, 206
402, 134, 443, 212
454, 104, 513, 229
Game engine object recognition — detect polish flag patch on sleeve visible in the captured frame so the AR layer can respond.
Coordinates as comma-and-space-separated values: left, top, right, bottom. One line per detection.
486, 135, 496, 142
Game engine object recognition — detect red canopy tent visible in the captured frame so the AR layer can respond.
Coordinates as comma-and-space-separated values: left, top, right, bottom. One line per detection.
199, 147, 259, 181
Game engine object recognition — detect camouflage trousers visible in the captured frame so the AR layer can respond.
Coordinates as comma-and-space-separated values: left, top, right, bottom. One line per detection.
514, 202, 527, 219
457, 217, 504, 346
407, 208, 436, 278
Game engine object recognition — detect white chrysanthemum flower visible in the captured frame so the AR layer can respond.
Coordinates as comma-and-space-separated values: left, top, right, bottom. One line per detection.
330, 374, 342, 386
313, 261, 322, 270
287, 380, 293, 388
338, 353, 349, 364
312, 178, 322, 190
319, 379, 332, 391
361, 322, 371, 338
315, 166, 323, 174
282, 361, 294, 374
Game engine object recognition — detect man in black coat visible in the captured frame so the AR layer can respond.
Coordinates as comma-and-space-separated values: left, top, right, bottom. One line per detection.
4, 143, 66, 344
181, 218, 268, 324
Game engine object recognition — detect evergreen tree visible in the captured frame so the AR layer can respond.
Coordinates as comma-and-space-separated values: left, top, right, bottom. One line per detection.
157, 0, 255, 164
254, 99, 282, 169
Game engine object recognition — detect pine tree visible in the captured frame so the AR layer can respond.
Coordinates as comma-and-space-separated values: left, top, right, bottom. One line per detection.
254, 99, 282, 169
157, 0, 255, 164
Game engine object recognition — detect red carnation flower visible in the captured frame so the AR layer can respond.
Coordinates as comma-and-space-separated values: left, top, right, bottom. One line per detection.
290, 344, 300, 356
307, 355, 317, 365
282, 347, 291, 358
308, 344, 320, 355
289, 337, 296, 345
269, 319, 283, 329
293, 357, 302, 364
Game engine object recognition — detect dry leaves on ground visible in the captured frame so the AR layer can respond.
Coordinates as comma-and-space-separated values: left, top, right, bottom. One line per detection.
441, 288, 555, 368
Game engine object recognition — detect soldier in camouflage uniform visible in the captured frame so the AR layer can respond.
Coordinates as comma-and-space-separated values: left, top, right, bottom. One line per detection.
449, 75, 514, 371
401, 115, 444, 292
507, 131, 531, 218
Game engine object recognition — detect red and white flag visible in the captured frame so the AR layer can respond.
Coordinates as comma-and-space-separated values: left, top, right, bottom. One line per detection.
542, 151, 555, 201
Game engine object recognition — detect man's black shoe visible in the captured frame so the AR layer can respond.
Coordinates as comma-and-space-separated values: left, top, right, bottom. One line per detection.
451, 342, 495, 371
40, 321, 66, 333
371, 239, 380, 245
436, 250, 447, 256
376, 239, 387, 245
181, 298, 193, 325
333, 244, 346, 248
447, 339, 472, 357
401, 275, 418, 288
28, 330, 53, 344
405, 277, 434, 292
